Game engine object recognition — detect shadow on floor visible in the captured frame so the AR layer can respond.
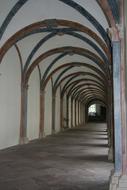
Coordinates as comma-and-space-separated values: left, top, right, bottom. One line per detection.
76, 143, 108, 148
0, 123, 113, 190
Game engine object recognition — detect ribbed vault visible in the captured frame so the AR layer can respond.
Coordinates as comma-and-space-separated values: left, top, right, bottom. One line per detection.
0, 0, 119, 151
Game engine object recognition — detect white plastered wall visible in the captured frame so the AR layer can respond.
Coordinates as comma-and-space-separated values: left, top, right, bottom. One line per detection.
0, 46, 21, 149
44, 80, 52, 136
0, 0, 108, 47
55, 87, 61, 132
0, 0, 109, 149
76, 101, 79, 126
27, 67, 40, 140
63, 93, 67, 127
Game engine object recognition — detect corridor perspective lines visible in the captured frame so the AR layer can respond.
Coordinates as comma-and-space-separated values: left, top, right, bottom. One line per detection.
0, 123, 112, 190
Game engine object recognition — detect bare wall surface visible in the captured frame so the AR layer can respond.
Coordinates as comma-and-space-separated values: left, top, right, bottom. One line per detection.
27, 68, 40, 140
0, 47, 21, 149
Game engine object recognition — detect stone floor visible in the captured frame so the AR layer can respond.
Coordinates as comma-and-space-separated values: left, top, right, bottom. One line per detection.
0, 123, 113, 190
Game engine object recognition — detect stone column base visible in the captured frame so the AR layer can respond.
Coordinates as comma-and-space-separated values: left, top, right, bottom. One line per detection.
108, 147, 113, 161
39, 131, 45, 139
52, 129, 56, 135
60, 128, 63, 132
19, 137, 29, 145
109, 170, 127, 190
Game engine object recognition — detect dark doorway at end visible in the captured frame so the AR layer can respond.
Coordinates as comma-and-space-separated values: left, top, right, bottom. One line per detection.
87, 103, 106, 122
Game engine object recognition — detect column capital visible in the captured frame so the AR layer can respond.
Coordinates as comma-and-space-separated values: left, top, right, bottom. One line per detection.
116, 24, 124, 39
107, 26, 120, 42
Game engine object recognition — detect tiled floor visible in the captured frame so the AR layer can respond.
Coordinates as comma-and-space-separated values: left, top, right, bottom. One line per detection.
0, 123, 113, 190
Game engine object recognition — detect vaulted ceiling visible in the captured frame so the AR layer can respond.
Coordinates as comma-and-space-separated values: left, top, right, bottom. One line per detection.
0, 0, 119, 106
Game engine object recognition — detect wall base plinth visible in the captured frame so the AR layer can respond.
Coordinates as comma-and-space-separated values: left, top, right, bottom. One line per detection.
109, 171, 127, 190
19, 137, 29, 145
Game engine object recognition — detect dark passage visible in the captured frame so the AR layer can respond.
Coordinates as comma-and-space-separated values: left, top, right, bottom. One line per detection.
88, 104, 107, 122
0, 123, 112, 190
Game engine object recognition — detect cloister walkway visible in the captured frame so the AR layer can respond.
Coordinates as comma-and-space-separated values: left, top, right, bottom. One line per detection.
0, 123, 112, 190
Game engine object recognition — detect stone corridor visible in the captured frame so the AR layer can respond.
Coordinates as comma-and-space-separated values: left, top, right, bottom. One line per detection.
0, 123, 112, 190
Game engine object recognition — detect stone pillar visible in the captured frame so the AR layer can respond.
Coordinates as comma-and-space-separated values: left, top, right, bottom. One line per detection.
60, 95, 64, 131
110, 39, 122, 172
120, 0, 127, 176
83, 104, 85, 125
78, 101, 80, 126
108, 83, 114, 161
75, 99, 77, 126
68, 96, 71, 128
109, 25, 127, 189
73, 98, 76, 127
80, 102, 82, 124
80, 104, 82, 125
19, 83, 29, 144
81, 104, 84, 125
39, 90, 45, 138
52, 91, 56, 134
66, 95, 69, 128
85, 104, 88, 123
82, 105, 84, 125
71, 97, 73, 127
